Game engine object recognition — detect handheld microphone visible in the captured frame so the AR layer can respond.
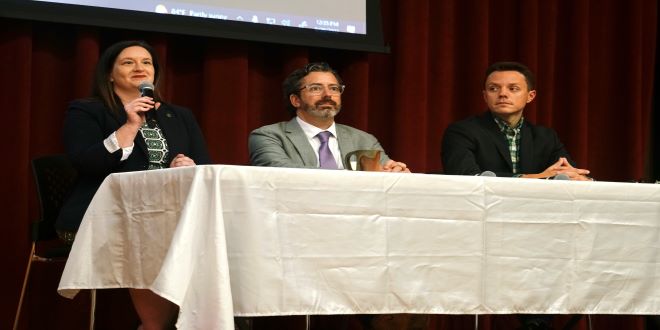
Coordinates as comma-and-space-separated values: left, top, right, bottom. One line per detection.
138, 81, 157, 128
477, 170, 497, 177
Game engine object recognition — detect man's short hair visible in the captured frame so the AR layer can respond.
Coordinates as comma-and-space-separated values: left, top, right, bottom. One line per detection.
484, 61, 536, 91
282, 62, 343, 116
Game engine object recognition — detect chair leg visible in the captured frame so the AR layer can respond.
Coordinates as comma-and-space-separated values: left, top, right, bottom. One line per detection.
89, 289, 96, 330
13, 242, 36, 330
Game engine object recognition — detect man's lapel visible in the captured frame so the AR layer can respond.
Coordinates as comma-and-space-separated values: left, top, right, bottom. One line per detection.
518, 123, 534, 173
285, 118, 318, 166
335, 125, 357, 168
480, 112, 513, 170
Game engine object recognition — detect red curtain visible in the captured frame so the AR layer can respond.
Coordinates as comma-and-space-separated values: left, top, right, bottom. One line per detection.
1, 0, 656, 328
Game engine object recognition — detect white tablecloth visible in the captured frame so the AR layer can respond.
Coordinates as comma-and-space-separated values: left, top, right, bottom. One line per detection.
58, 165, 660, 329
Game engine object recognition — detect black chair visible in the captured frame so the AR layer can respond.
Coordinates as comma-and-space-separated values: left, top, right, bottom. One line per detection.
13, 154, 95, 330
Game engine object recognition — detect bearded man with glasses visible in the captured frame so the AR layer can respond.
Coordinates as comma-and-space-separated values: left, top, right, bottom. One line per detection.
249, 62, 409, 172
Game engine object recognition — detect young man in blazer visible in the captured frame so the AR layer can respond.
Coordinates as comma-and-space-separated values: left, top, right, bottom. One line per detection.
442, 61, 591, 181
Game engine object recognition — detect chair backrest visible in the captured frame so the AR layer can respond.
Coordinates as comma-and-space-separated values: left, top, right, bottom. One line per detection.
31, 154, 78, 241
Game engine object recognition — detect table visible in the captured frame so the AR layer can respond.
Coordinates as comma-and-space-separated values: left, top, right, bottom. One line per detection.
58, 165, 660, 329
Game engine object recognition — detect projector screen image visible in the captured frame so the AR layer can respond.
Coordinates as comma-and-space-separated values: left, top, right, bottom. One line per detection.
35, 0, 367, 34
2, 0, 386, 52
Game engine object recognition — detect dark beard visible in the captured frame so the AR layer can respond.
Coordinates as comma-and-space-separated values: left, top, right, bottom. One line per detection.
303, 99, 341, 118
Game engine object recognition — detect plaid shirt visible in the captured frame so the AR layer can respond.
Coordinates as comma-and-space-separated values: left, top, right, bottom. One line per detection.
493, 116, 524, 174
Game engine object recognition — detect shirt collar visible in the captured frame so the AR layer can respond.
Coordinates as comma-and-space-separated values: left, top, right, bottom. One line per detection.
296, 116, 337, 140
493, 115, 524, 133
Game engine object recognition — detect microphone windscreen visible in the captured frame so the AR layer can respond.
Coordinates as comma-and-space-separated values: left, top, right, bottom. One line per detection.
138, 81, 155, 98
138, 81, 157, 128
479, 170, 496, 177
553, 173, 570, 180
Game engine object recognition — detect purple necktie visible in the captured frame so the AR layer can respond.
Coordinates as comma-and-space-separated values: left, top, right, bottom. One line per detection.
316, 131, 338, 169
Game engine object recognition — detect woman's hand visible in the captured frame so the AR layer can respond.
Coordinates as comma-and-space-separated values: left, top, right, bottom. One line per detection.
115, 97, 160, 148
170, 154, 196, 168
123, 96, 158, 127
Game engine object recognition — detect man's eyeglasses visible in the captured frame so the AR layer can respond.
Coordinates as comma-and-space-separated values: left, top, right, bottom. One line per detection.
299, 84, 345, 96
